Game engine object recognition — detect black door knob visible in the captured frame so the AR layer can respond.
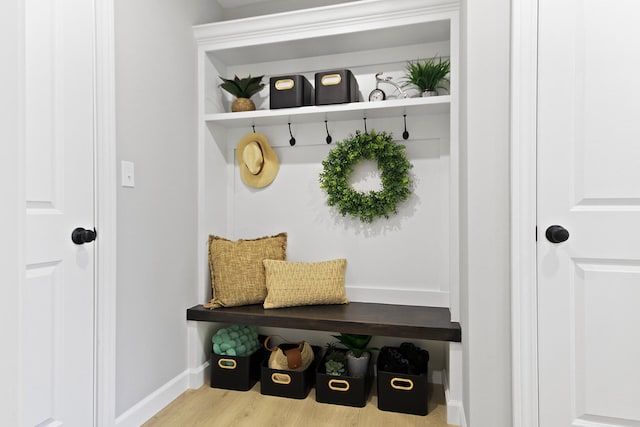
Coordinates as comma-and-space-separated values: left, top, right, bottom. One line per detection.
71, 227, 97, 245
545, 225, 569, 243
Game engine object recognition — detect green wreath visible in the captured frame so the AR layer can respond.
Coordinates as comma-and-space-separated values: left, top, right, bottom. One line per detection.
319, 130, 413, 223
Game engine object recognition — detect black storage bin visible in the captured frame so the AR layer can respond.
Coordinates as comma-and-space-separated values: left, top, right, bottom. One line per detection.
377, 369, 429, 415
210, 347, 266, 391
376, 343, 430, 415
315, 351, 373, 407
314, 69, 359, 105
270, 75, 314, 109
260, 346, 320, 399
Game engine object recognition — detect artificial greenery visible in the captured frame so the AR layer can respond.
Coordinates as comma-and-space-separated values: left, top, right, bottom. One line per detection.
331, 333, 376, 359
218, 74, 265, 99
325, 359, 346, 376
319, 130, 413, 223
403, 56, 450, 93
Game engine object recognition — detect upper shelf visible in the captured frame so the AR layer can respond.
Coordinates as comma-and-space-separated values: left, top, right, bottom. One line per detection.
205, 96, 451, 129
194, 0, 458, 65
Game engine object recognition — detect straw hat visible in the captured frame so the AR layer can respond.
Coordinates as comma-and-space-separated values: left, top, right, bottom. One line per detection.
236, 132, 279, 188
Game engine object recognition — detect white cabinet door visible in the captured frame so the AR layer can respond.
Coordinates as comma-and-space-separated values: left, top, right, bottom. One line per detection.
537, 0, 640, 425
23, 0, 96, 425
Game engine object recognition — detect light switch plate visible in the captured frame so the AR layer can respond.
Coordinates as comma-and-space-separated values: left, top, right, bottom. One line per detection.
121, 161, 135, 187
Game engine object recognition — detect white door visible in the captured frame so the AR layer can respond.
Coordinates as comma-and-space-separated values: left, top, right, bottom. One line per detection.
23, 0, 97, 425
537, 0, 640, 426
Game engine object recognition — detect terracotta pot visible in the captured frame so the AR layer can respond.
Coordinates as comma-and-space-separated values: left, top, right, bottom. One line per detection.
232, 97, 256, 112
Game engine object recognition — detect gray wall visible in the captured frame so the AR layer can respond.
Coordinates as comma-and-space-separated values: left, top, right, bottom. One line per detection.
460, 0, 512, 425
114, 0, 220, 416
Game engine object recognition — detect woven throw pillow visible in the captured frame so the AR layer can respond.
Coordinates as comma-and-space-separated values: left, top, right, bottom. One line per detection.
262, 259, 349, 309
204, 233, 287, 309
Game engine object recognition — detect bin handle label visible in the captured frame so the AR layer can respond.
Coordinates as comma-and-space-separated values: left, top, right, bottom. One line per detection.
217, 358, 237, 370
328, 379, 350, 392
390, 377, 414, 391
271, 373, 291, 385
275, 79, 295, 90
321, 74, 342, 86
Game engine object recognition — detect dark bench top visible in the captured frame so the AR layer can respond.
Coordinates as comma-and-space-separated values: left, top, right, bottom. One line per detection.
187, 302, 461, 342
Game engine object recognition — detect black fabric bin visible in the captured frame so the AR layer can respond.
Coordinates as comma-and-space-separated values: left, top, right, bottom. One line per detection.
314, 69, 359, 105
260, 346, 320, 399
270, 75, 314, 109
315, 350, 373, 407
210, 348, 266, 391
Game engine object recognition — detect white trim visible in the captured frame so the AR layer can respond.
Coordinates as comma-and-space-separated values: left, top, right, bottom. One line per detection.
94, 0, 117, 426
114, 369, 192, 427
194, 0, 459, 49
443, 368, 466, 427
510, 0, 539, 426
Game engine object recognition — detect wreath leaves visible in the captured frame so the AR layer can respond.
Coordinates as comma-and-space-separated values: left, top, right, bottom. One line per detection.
319, 130, 413, 223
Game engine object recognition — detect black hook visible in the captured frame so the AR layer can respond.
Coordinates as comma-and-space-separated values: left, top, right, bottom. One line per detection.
251, 124, 255, 133
324, 120, 332, 144
363, 117, 368, 133
288, 122, 296, 146
402, 114, 409, 140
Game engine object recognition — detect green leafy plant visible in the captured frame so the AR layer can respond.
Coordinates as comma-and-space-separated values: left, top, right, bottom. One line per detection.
218, 74, 265, 99
403, 56, 450, 93
331, 333, 376, 358
319, 130, 413, 223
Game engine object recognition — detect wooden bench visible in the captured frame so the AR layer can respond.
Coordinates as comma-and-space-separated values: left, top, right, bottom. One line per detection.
187, 302, 461, 342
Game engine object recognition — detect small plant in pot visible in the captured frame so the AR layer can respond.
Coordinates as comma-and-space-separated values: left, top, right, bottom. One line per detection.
331, 333, 376, 377
218, 74, 265, 112
403, 56, 450, 97
324, 343, 347, 376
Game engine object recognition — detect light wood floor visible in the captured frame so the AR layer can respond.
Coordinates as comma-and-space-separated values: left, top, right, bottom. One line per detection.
143, 381, 455, 427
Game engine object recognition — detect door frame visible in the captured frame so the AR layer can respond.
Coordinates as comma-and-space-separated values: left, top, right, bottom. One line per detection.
94, 0, 117, 425
510, 0, 539, 426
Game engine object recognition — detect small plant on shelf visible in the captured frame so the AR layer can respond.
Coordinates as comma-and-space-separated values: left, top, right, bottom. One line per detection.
218, 74, 265, 112
403, 56, 450, 97
324, 343, 347, 376
332, 333, 377, 377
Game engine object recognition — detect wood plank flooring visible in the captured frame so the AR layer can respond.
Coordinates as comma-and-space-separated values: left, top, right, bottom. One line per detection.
143, 381, 455, 427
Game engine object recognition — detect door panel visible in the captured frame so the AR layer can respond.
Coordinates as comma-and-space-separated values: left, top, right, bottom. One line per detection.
538, 0, 640, 426
23, 0, 96, 425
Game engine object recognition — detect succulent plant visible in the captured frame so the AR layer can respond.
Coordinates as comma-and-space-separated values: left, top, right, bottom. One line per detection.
218, 74, 265, 99
325, 359, 346, 376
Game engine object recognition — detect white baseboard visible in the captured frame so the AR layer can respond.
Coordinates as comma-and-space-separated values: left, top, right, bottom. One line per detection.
443, 368, 467, 427
189, 359, 210, 389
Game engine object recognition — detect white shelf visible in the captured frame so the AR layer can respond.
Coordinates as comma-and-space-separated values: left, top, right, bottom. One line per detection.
205, 96, 450, 129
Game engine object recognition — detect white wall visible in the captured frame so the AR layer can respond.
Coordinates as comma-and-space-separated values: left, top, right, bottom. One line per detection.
460, 0, 512, 426
0, 1, 23, 425
114, 0, 221, 417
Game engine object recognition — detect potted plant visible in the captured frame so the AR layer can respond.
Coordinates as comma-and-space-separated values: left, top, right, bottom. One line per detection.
403, 56, 450, 97
331, 333, 376, 377
323, 343, 347, 376
218, 74, 265, 112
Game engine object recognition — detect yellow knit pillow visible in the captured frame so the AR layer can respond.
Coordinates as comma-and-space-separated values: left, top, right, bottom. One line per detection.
262, 259, 349, 309
204, 233, 287, 309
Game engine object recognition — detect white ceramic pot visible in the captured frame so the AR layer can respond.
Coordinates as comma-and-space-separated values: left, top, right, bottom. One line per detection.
346, 351, 370, 377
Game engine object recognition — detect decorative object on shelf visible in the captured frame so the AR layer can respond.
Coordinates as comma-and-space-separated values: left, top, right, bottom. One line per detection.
315, 69, 359, 105
236, 132, 279, 188
212, 324, 261, 356
264, 335, 315, 371
402, 56, 450, 97
270, 75, 314, 109
368, 72, 407, 101
219, 74, 265, 112
331, 333, 376, 378
319, 130, 413, 223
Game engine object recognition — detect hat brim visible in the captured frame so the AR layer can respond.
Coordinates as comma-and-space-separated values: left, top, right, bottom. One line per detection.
236, 132, 280, 188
